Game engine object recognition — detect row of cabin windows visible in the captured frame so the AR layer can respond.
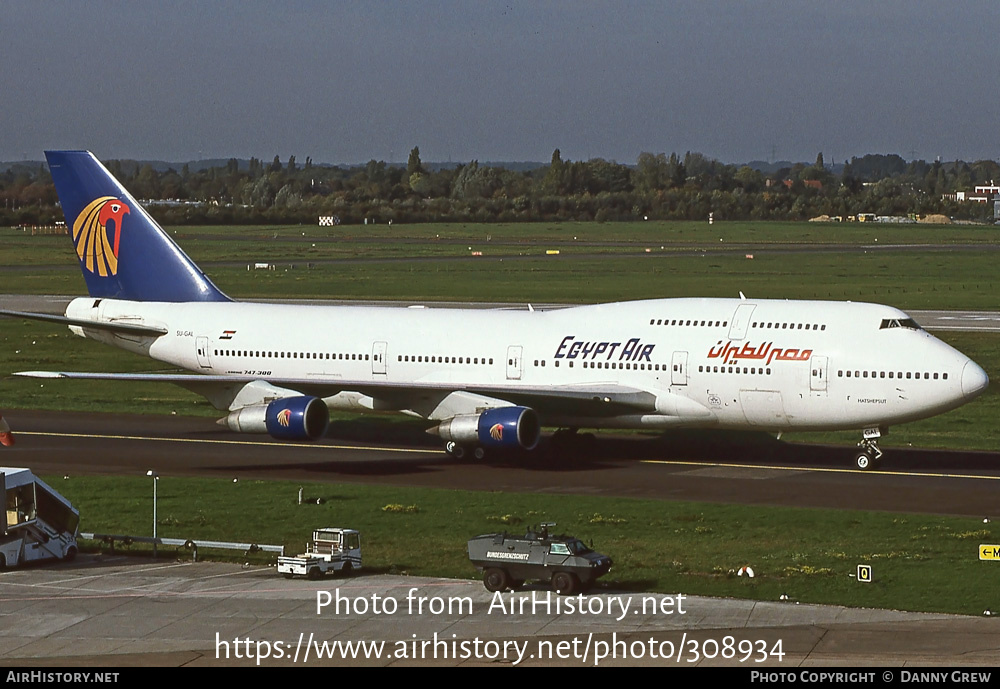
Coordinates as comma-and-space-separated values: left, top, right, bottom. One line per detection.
398, 355, 493, 365
533, 360, 666, 371
699, 365, 773, 375
647, 319, 827, 331
838, 370, 948, 380
216, 349, 369, 361
651, 319, 728, 327
752, 322, 826, 331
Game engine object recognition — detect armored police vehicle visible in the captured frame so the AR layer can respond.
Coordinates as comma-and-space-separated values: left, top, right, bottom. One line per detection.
467, 523, 612, 595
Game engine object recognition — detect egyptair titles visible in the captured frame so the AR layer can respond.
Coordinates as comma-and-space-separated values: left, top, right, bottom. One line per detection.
554, 336, 654, 362
552, 336, 814, 366
708, 340, 813, 365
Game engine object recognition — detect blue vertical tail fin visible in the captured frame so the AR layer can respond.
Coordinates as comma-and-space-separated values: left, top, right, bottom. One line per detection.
45, 150, 229, 302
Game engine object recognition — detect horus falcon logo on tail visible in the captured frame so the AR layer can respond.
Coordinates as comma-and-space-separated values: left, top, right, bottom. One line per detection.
72, 196, 130, 276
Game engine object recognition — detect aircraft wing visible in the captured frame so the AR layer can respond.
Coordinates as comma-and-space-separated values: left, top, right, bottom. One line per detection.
13, 370, 658, 417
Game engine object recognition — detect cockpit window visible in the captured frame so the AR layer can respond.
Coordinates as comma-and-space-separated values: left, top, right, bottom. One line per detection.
879, 318, 922, 331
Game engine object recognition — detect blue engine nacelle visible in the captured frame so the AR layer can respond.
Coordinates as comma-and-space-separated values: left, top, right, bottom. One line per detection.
433, 406, 541, 451
222, 396, 329, 441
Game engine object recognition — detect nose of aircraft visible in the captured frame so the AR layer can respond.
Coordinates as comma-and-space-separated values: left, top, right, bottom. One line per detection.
961, 360, 989, 399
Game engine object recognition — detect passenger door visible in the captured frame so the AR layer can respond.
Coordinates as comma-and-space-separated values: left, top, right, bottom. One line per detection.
728, 303, 756, 341
810, 355, 828, 395
671, 351, 689, 386
195, 336, 212, 369
372, 341, 387, 376
506, 345, 523, 380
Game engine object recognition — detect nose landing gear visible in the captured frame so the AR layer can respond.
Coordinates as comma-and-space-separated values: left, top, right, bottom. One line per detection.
855, 428, 884, 470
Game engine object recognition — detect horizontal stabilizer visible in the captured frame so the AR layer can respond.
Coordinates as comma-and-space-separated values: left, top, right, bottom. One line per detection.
0, 309, 168, 336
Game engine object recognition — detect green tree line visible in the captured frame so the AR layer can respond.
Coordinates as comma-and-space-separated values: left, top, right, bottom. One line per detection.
2, 149, 997, 226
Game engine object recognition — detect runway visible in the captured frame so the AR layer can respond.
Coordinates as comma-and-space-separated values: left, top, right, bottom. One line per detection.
6, 409, 1000, 518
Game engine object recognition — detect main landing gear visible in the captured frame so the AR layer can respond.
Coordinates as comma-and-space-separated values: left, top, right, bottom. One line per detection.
444, 441, 486, 461
854, 427, 884, 471
548, 428, 596, 454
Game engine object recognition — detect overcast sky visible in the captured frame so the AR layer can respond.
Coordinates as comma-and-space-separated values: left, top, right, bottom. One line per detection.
3, 1, 998, 165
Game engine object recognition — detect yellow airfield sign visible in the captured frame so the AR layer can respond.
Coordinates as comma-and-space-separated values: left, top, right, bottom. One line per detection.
979, 544, 1000, 561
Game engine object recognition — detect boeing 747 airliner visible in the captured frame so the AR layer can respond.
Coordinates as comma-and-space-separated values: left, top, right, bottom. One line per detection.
1, 151, 989, 470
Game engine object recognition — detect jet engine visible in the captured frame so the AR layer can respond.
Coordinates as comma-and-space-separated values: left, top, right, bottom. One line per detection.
431, 406, 541, 450
221, 396, 329, 441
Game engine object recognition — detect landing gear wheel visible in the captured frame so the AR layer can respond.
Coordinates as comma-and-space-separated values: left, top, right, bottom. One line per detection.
484, 568, 509, 592
547, 428, 582, 462
445, 441, 467, 460
550, 428, 578, 448
473, 447, 486, 461
855, 434, 884, 471
551, 572, 579, 596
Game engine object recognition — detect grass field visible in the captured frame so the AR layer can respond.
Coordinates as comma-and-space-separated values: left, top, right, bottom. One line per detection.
50, 474, 1000, 616
9, 220, 1000, 266
4, 222, 1000, 309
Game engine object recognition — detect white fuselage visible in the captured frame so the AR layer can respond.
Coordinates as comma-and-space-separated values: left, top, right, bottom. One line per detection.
65, 296, 987, 433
